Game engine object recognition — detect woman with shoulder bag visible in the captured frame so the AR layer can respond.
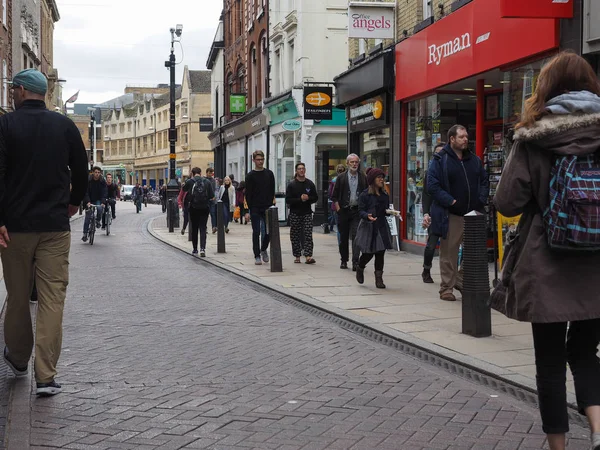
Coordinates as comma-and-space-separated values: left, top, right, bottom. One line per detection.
217, 176, 236, 233
491, 51, 600, 450
354, 168, 399, 289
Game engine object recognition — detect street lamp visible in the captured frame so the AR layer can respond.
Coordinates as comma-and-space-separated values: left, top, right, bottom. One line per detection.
165, 24, 183, 231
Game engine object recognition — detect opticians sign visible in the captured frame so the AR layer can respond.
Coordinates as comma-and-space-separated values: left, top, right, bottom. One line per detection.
395, 0, 559, 101
500, 0, 573, 18
348, 3, 395, 39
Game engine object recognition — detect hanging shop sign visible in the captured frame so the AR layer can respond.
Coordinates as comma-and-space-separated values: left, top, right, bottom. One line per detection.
282, 119, 302, 131
348, 3, 395, 39
199, 118, 214, 132
500, 0, 573, 18
303, 86, 333, 121
349, 96, 387, 132
230, 94, 247, 115
395, 0, 559, 101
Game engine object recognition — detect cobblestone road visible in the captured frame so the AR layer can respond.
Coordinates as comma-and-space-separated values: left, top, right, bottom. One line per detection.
25, 204, 590, 449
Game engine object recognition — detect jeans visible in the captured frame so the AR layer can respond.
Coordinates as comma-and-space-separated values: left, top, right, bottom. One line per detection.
359, 250, 385, 271
83, 204, 104, 234
209, 203, 217, 229
532, 319, 600, 434
182, 205, 190, 231
250, 209, 270, 258
135, 198, 142, 213
222, 205, 230, 228
337, 207, 360, 265
423, 228, 439, 269
189, 207, 209, 251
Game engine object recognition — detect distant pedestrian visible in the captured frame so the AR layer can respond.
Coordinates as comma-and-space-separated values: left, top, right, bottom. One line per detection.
236, 181, 248, 225
244, 150, 275, 265
159, 184, 167, 213
217, 176, 235, 233
286, 162, 318, 264
182, 167, 214, 257
421, 142, 445, 284
427, 125, 488, 301
132, 183, 144, 213
491, 52, 600, 450
331, 153, 367, 271
206, 167, 218, 234
354, 168, 398, 288
0, 68, 89, 396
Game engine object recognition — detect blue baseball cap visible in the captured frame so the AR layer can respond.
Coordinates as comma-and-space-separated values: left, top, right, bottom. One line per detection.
9, 69, 48, 95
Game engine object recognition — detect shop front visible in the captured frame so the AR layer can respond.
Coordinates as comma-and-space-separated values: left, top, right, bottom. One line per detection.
221, 110, 268, 183
335, 48, 397, 209
395, 0, 560, 249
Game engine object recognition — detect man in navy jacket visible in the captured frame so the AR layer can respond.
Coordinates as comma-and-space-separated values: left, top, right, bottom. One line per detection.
427, 125, 488, 302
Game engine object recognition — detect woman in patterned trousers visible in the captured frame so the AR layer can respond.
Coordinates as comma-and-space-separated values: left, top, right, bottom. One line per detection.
285, 163, 319, 264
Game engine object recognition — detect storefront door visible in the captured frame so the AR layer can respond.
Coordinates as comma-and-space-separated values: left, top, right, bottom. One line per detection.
315, 147, 347, 227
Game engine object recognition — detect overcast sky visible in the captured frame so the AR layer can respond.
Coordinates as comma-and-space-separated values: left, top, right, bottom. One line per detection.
54, 0, 223, 105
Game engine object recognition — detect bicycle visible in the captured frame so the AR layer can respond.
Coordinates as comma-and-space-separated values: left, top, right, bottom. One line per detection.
86, 205, 97, 245
104, 200, 113, 236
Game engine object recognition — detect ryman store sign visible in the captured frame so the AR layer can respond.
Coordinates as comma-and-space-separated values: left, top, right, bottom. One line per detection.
348, 2, 395, 40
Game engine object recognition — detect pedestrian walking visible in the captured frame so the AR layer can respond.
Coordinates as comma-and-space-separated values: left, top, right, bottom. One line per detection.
328, 164, 346, 236
354, 168, 398, 288
244, 150, 275, 265
490, 52, 600, 450
217, 176, 235, 233
177, 183, 190, 236
236, 181, 248, 225
182, 167, 214, 257
331, 153, 367, 271
159, 184, 167, 213
427, 125, 489, 301
206, 167, 218, 233
132, 183, 144, 213
0, 69, 89, 396
286, 162, 318, 264
421, 142, 445, 284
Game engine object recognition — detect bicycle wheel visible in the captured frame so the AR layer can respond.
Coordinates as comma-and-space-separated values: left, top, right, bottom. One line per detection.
89, 226, 95, 245
106, 215, 111, 236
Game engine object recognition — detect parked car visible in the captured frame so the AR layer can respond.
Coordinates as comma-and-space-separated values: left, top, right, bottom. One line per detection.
120, 185, 134, 201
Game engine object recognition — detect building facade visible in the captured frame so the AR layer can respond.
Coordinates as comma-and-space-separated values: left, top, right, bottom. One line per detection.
102, 68, 213, 188
12, 0, 40, 73
40, 0, 60, 110
207, 15, 225, 175
0, 0, 12, 112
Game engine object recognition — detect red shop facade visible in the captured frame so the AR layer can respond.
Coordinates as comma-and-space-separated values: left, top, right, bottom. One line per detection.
395, 0, 563, 250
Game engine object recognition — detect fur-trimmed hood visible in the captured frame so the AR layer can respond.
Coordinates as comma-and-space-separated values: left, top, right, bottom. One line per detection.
514, 112, 600, 156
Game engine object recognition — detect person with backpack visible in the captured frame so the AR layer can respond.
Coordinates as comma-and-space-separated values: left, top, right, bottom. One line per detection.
427, 125, 489, 302
177, 181, 191, 236
182, 167, 214, 257
490, 52, 600, 450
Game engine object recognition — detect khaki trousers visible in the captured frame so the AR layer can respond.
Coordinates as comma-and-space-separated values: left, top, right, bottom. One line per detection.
1, 232, 70, 383
439, 214, 464, 296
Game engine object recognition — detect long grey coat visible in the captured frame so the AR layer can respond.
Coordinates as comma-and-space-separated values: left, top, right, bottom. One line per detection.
490, 112, 600, 323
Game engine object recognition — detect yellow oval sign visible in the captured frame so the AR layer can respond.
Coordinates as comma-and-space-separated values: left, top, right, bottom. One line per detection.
372, 100, 383, 120
305, 92, 331, 107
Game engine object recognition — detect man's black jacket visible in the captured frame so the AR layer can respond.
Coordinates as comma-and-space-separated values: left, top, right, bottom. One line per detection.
83, 177, 108, 205
0, 100, 88, 232
331, 170, 367, 209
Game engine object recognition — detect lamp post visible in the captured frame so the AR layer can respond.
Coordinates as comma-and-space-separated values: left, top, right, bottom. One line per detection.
165, 24, 183, 231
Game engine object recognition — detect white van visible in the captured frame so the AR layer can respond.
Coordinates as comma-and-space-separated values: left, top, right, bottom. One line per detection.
120, 185, 134, 201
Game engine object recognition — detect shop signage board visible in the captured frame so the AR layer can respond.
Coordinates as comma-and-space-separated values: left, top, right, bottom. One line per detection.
349, 96, 386, 132
222, 113, 268, 144
348, 2, 395, 39
282, 119, 302, 131
303, 86, 333, 120
199, 118, 214, 132
395, 0, 559, 101
230, 94, 247, 115
500, 0, 573, 18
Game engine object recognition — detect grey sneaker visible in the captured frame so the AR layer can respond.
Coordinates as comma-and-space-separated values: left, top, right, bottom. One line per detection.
261, 250, 269, 263
592, 432, 600, 450
3, 347, 27, 378
36, 380, 62, 397
200, 249, 206, 257
255, 257, 262, 265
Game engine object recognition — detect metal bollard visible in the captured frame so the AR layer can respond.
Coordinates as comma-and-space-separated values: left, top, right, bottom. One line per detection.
267, 206, 283, 273
216, 201, 226, 253
462, 211, 492, 337
167, 199, 174, 232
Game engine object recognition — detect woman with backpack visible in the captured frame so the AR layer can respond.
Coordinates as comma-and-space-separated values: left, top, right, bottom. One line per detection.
491, 51, 600, 450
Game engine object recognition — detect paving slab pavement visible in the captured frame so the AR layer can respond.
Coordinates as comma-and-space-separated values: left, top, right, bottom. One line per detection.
149, 216, 579, 403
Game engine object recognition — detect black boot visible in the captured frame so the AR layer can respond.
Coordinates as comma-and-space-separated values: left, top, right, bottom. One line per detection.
375, 270, 386, 289
356, 266, 364, 284
422, 268, 434, 284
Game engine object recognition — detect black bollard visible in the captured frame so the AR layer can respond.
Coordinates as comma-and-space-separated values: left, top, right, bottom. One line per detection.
462, 211, 492, 337
267, 206, 283, 273
167, 199, 174, 232
217, 201, 226, 253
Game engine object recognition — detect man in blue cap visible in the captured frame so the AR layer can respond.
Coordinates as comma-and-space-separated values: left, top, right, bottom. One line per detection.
0, 69, 89, 396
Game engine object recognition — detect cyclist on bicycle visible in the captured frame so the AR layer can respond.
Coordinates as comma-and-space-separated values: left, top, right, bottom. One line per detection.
103, 173, 118, 228
81, 166, 107, 242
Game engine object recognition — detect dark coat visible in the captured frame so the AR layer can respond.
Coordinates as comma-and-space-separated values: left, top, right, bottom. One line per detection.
357, 188, 393, 252
427, 145, 489, 238
83, 177, 108, 205
491, 112, 600, 323
331, 170, 367, 209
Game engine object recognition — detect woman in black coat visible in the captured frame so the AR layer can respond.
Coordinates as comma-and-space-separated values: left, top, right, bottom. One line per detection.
355, 168, 399, 288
